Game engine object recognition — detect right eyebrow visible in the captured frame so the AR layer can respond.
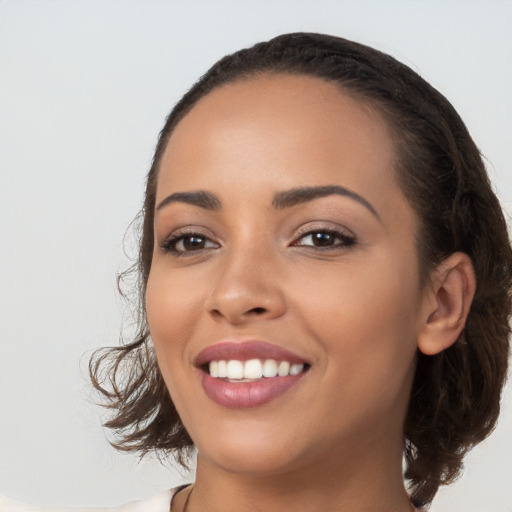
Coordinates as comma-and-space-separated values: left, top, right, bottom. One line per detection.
156, 191, 222, 211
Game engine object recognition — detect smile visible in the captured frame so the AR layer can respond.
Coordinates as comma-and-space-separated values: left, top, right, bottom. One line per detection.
195, 341, 310, 408
209, 359, 305, 380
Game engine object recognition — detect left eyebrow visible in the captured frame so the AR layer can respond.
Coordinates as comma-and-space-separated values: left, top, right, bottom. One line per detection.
272, 185, 380, 220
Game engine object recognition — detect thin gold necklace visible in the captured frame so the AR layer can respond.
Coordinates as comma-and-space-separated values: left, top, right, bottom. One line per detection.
182, 485, 193, 512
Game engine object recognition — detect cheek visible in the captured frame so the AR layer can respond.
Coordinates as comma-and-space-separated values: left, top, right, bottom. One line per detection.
146, 265, 202, 335
145, 267, 205, 383
301, 277, 419, 438
294, 252, 421, 332
293, 255, 421, 386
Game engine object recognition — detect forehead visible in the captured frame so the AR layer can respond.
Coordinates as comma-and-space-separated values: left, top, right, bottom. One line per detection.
158, 73, 399, 204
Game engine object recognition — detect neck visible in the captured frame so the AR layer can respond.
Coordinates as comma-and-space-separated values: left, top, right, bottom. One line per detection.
184, 434, 413, 512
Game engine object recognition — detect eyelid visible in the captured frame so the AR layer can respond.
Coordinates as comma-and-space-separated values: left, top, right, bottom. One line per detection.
292, 221, 356, 240
291, 223, 357, 250
160, 227, 220, 255
294, 221, 354, 236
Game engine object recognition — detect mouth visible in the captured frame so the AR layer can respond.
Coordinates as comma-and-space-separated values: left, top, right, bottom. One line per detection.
195, 341, 311, 408
205, 358, 308, 381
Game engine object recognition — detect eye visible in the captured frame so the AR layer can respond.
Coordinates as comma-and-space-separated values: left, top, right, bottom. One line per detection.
293, 229, 356, 249
161, 232, 219, 254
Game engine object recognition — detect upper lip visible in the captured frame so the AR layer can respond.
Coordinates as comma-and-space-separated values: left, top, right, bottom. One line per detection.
194, 340, 309, 367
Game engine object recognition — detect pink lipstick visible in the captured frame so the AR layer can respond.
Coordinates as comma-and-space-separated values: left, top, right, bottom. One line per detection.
195, 341, 310, 408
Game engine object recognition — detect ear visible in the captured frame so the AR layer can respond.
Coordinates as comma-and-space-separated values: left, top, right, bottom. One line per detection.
418, 252, 476, 356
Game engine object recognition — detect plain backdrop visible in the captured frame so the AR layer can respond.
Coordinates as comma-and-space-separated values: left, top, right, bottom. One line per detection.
1, 1, 511, 511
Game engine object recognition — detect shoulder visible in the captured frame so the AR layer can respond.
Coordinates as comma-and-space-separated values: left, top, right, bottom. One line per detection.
0, 489, 177, 512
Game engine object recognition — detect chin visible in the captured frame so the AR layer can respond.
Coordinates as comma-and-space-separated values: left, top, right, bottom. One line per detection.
194, 425, 305, 476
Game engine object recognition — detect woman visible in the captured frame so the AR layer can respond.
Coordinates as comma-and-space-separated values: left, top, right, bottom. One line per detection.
93, 32, 511, 511
4, 32, 510, 512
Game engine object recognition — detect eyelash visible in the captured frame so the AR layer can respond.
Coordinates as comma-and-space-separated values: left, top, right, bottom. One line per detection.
160, 227, 356, 256
292, 228, 357, 250
161, 231, 218, 256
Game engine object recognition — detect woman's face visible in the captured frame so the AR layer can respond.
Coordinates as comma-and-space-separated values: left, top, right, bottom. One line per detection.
146, 74, 431, 476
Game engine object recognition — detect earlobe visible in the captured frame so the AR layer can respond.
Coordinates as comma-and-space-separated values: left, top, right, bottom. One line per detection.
417, 252, 476, 356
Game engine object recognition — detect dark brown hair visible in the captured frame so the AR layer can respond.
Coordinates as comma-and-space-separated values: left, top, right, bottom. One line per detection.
90, 33, 512, 507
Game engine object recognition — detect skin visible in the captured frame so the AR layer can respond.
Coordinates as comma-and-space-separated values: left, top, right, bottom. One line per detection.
145, 74, 472, 511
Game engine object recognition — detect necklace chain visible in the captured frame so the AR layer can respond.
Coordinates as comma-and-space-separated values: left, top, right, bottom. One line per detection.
181, 485, 193, 512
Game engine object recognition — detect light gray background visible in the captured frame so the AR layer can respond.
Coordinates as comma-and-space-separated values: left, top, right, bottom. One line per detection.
1, 1, 511, 511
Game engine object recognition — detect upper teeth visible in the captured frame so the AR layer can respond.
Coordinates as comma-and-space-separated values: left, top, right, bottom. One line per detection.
209, 359, 305, 380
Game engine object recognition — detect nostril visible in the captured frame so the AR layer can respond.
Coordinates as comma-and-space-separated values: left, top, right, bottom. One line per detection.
248, 307, 267, 315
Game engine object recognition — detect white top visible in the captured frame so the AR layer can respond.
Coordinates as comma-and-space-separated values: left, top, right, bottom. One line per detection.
0, 489, 179, 512
1, 488, 425, 511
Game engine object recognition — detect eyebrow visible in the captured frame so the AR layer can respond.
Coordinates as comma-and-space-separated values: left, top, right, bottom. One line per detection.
156, 185, 380, 220
156, 191, 221, 211
272, 185, 380, 219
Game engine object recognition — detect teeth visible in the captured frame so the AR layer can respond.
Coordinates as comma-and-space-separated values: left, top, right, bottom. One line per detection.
209, 361, 219, 378
226, 360, 244, 379
244, 359, 263, 379
208, 359, 306, 380
262, 359, 278, 377
218, 360, 228, 378
278, 361, 290, 377
290, 363, 304, 375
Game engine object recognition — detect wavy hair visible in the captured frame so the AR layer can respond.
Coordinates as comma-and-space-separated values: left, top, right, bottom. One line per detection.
90, 33, 512, 507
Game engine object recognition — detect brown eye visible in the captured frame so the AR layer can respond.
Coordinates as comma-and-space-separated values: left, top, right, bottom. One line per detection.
310, 232, 336, 247
179, 235, 208, 251
294, 230, 356, 249
162, 233, 219, 254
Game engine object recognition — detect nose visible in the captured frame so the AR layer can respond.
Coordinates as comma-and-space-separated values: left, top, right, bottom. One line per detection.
205, 246, 287, 325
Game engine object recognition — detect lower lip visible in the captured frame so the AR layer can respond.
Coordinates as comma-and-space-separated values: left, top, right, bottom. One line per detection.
200, 371, 306, 408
